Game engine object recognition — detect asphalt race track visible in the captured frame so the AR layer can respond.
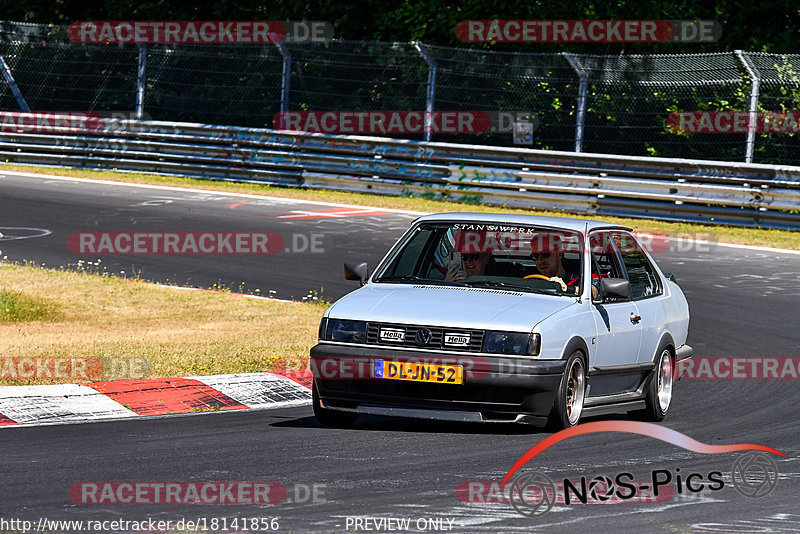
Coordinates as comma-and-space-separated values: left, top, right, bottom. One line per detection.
0, 171, 418, 301
2, 170, 800, 532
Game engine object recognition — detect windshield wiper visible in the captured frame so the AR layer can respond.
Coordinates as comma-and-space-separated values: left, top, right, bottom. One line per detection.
376, 274, 428, 282
376, 275, 466, 286
465, 280, 557, 294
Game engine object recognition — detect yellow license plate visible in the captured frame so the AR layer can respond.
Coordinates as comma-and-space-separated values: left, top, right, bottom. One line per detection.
374, 360, 463, 384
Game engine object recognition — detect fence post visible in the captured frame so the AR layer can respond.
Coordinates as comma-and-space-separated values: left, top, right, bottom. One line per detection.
413, 42, 437, 142
562, 52, 588, 153
735, 50, 760, 164
135, 45, 147, 120
275, 42, 291, 129
0, 55, 30, 111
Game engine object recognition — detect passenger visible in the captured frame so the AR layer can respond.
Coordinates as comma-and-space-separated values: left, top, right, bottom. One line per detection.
463, 252, 493, 277
446, 252, 494, 281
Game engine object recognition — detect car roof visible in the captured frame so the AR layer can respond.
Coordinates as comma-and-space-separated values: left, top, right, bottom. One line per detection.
414, 212, 630, 232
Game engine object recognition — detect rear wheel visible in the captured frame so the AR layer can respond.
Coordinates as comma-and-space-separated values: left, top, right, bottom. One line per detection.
312, 379, 358, 428
547, 351, 586, 430
630, 348, 673, 422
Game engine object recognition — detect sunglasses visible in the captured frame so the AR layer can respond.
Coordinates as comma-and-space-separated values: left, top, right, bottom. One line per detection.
462, 253, 483, 261
531, 252, 553, 260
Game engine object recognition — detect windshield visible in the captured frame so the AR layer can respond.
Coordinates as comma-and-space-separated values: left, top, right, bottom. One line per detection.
374, 222, 584, 296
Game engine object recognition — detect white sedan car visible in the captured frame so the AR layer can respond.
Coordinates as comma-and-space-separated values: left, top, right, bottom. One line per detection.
311, 213, 692, 430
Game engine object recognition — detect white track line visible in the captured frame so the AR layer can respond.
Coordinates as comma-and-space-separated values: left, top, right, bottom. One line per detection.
0, 169, 426, 216
637, 233, 800, 256
154, 284, 296, 303
3, 168, 799, 255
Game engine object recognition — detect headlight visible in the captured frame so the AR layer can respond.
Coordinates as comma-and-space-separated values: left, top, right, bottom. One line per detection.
483, 331, 540, 356
318, 317, 328, 340
528, 333, 541, 356
325, 319, 368, 343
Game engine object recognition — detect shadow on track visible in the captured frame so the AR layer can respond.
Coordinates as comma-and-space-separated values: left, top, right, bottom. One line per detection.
271, 413, 634, 435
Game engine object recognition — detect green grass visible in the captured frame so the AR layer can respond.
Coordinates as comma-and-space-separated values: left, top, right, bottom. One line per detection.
0, 289, 58, 322
2, 163, 799, 251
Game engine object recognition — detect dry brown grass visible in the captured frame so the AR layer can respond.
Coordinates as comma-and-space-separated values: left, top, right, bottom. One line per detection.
0, 263, 324, 385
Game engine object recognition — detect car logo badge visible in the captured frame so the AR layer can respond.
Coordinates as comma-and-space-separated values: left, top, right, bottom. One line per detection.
415, 328, 432, 346
444, 332, 471, 347
379, 328, 405, 342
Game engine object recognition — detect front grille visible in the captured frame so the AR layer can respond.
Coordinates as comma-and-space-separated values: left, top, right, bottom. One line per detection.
367, 323, 484, 352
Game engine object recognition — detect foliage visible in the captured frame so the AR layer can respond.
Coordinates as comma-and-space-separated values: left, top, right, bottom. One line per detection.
2, 0, 798, 53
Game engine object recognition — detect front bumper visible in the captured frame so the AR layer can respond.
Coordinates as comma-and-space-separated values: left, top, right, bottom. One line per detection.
310, 342, 566, 423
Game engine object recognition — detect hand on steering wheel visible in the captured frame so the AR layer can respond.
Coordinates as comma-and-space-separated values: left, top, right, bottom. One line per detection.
525, 273, 568, 291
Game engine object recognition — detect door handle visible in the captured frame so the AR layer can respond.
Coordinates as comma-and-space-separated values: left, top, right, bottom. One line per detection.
630, 314, 641, 324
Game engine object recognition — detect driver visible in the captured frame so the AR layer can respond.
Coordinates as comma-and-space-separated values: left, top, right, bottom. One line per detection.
527, 233, 581, 293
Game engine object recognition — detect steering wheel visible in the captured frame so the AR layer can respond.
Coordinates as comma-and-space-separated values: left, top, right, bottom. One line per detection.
523, 274, 551, 280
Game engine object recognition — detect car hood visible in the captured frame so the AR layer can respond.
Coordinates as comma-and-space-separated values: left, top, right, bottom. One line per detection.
327, 283, 577, 332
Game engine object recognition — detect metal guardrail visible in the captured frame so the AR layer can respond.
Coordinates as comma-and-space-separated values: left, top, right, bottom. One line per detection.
2, 119, 800, 229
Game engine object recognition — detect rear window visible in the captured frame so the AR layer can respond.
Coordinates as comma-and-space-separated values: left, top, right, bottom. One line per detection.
610, 231, 663, 300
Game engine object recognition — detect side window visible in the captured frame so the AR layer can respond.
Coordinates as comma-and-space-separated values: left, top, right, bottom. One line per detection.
382, 228, 434, 277
590, 232, 624, 278
589, 232, 626, 302
611, 231, 662, 300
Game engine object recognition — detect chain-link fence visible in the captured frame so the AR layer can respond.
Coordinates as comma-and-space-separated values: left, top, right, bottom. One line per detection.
1, 21, 800, 165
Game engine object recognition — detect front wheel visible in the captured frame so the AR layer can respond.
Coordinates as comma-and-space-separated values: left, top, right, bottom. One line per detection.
547, 351, 586, 430
312, 379, 358, 428
630, 348, 673, 422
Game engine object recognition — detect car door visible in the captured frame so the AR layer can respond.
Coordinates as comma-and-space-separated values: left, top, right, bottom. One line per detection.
608, 231, 666, 364
588, 231, 642, 395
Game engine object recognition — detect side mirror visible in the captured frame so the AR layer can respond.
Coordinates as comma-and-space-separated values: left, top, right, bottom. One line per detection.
599, 278, 631, 301
664, 272, 677, 283
344, 262, 369, 286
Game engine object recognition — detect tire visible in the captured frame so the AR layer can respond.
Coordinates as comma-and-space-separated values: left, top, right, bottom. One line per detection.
312, 379, 358, 428
547, 351, 586, 431
630, 348, 673, 422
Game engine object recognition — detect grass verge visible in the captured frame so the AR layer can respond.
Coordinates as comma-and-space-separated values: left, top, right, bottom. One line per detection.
0, 263, 325, 386
2, 164, 798, 251
0, 289, 58, 322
